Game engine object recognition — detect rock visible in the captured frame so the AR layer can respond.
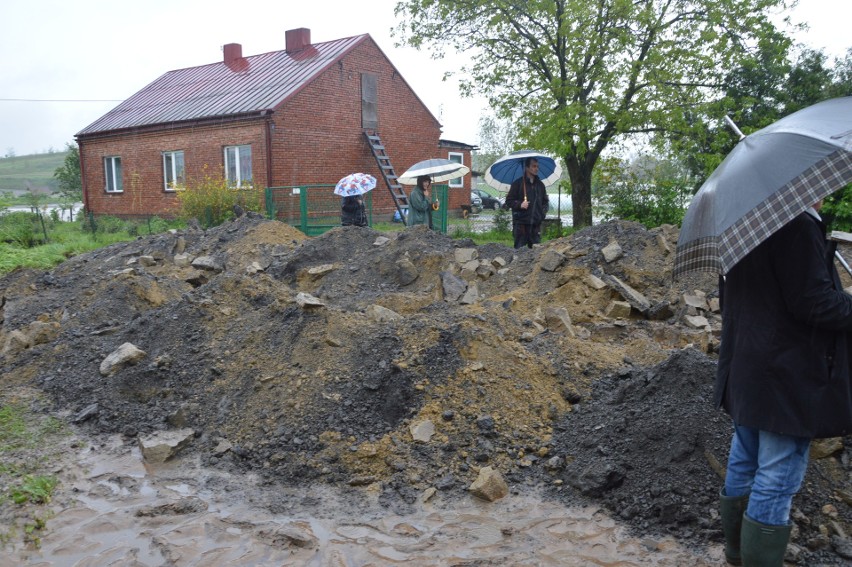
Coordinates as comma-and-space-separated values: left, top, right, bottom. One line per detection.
246, 261, 265, 274
366, 304, 402, 323
72, 403, 99, 423
460, 282, 480, 305
100, 342, 147, 376
454, 248, 478, 263
213, 439, 233, 455
544, 307, 575, 336
682, 293, 708, 311
373, 236, 390, 246
811, 438, 844, 459
567, 461, 626, 496
491, 256, 507, 268
602, 241, 623, 263
469, 466, 509, 502
422, 487, 437, 502
647, 301, 674, 321
684, 315, 709, 329
295, 292, 325, 308
173, 253, 192, 267
603, 275, 651, 314
2, 329, 31, 356
539, 249, 566, 272
410, 420, 435, 442
586, 274, 607, 290
138, 255, 157, 267
191, 255, 222, 272
395, 257, 419, 285
605, 301, 632, 319
173, 235, 186, 254
28, 320, 59, 345
185, 271, 208, 286
441, 271, 467, 302
708, 297, 721, 313
307, 264, 335, 278
138, 428, 195, 463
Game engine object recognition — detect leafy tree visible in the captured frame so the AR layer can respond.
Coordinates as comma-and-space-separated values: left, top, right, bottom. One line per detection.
472, 113, 516, 174
395, 0, 789, 228
53, 143, 82, 221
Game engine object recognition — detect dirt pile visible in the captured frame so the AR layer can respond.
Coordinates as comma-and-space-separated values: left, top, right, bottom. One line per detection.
2, 214, 852, 564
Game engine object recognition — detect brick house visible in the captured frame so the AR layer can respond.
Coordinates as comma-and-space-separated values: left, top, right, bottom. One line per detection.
76, 28, 474, 220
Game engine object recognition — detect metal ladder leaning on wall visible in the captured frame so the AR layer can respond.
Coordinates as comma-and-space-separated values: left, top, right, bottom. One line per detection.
364, 131, 408, 226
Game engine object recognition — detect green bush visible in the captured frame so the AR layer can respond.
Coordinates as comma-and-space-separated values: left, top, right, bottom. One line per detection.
820, 184, 852, 232
176, 170, 264, 228
602, 179, 691, 228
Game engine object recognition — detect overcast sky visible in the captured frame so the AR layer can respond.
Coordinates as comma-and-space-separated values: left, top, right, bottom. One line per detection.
0, 0, 848, 157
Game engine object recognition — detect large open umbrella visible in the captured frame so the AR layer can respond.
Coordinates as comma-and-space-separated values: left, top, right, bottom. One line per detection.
674, 97, 852, 278
484, 150, 562, 191
398, 159, 470, 185
334, 173, 376, 197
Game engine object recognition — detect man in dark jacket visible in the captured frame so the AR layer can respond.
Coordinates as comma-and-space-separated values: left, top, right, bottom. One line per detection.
504, 157, 549, 249
716, 202, 852, 566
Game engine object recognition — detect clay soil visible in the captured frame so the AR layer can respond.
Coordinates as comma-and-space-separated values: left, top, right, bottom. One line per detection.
2, 214, 852, 565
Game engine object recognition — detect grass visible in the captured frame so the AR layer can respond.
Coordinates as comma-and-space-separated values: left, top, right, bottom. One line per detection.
0, 215, 183, 276
0, 401, 65, 548
0, 152, 68, 193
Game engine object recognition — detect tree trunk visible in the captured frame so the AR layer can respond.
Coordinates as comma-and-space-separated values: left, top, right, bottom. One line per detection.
566, 157, 593, 228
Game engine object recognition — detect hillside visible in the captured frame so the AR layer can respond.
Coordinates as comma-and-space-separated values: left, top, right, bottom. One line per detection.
0, 151, 68, 193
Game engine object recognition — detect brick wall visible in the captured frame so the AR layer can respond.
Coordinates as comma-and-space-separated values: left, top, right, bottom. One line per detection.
79, 35, 472, 219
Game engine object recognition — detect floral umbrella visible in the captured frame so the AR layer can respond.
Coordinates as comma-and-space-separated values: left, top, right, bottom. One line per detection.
334, 173, 377, 197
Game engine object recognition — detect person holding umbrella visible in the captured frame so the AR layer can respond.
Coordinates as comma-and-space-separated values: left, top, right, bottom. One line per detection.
341, 195, 367, 227
674, 98, 852, 566
335, 173, 374, 227
504, 157, 549, 248
408, 175, 436, 229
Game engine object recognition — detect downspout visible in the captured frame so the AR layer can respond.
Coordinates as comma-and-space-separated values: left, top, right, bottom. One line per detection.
264, 112, 274, 218
78, 139, 90, 214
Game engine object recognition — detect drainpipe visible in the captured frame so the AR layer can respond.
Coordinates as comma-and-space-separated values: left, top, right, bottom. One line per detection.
264, 112, 274, 217
78, 139, 90, 214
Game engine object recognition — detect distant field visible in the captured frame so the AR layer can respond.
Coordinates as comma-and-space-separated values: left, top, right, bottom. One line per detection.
0, 151, 68, 193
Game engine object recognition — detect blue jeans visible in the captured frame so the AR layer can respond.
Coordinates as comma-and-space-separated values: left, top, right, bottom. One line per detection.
724, 423, 810, 526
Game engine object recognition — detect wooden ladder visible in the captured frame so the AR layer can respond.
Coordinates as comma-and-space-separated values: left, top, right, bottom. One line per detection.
364, 131, 408, 226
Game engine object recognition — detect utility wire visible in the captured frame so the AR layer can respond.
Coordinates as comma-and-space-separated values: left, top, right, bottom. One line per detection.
0, 98, 122, 102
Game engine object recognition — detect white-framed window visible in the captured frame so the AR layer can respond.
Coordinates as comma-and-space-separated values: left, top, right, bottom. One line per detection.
163, 150, 185, 191
224, 145, 252, 187
448, 152, 464, 187
104, 156, 123, 193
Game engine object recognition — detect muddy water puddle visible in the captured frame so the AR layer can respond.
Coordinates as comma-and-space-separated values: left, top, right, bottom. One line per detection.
10, 436, 723, 566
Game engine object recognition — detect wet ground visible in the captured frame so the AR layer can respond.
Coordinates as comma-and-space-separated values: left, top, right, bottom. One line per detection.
11, 429, 723, 566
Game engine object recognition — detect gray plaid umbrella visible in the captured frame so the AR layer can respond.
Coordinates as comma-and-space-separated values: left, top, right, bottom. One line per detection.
674, 97, 852, 278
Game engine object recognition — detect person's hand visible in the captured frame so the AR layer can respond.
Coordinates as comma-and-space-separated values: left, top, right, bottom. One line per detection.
520, 201, 529, 209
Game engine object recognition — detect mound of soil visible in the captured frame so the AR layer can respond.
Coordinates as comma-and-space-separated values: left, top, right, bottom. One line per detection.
2, 214, 852, 564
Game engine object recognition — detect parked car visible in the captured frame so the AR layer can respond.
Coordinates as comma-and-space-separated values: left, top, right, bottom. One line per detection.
472, 187, 502, 210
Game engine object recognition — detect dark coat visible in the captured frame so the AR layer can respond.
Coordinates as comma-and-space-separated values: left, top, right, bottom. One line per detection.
505, 174, 549, 226
341, 196, 367, 227
715, 212, 852, 438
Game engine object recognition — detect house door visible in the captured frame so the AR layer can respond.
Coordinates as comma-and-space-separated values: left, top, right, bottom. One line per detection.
361, 73, 378, 129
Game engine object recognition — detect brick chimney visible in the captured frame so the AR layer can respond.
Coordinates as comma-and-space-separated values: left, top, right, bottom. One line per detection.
223, 43, 242, 65
286, 28, 311, 53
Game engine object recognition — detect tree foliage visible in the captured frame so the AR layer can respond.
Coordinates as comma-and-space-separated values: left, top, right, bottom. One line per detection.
53, 142, 82, 221
395, 0, 790, 228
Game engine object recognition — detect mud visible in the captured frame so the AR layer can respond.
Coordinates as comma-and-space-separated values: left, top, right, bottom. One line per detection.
2, 214, 852, 565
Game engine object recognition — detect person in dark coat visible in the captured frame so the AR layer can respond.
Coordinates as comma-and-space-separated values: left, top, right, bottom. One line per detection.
341, 195, 367, 227
504, 157, 549, 248
716, 201, 852, 566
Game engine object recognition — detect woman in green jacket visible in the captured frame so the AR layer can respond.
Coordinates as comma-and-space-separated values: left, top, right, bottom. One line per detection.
408, 175, 436, 228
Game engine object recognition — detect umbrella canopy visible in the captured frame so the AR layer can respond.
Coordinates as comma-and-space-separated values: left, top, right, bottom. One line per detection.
484, 150, 562, 191
398, 159, 470, 185
334, 173, 377, 197
674, 96, 852, 278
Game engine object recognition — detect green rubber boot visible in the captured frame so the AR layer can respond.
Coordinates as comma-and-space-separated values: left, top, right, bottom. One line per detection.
720, 489, 749, 565
740, 513, 792, 567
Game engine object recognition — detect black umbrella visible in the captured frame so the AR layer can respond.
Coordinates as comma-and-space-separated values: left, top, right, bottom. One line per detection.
675, 97, 852, 278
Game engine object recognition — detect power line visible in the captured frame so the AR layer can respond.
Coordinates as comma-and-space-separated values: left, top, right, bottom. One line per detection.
0, 98, 123, 102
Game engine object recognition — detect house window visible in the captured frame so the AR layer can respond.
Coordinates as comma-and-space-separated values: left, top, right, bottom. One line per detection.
163, 150, 185, 191
448, 152, 464, 188
104, 156, 123, 193
224, 145, 252, 187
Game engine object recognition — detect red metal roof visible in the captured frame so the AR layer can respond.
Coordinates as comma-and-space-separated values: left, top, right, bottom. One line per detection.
77, 35, 367, 136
